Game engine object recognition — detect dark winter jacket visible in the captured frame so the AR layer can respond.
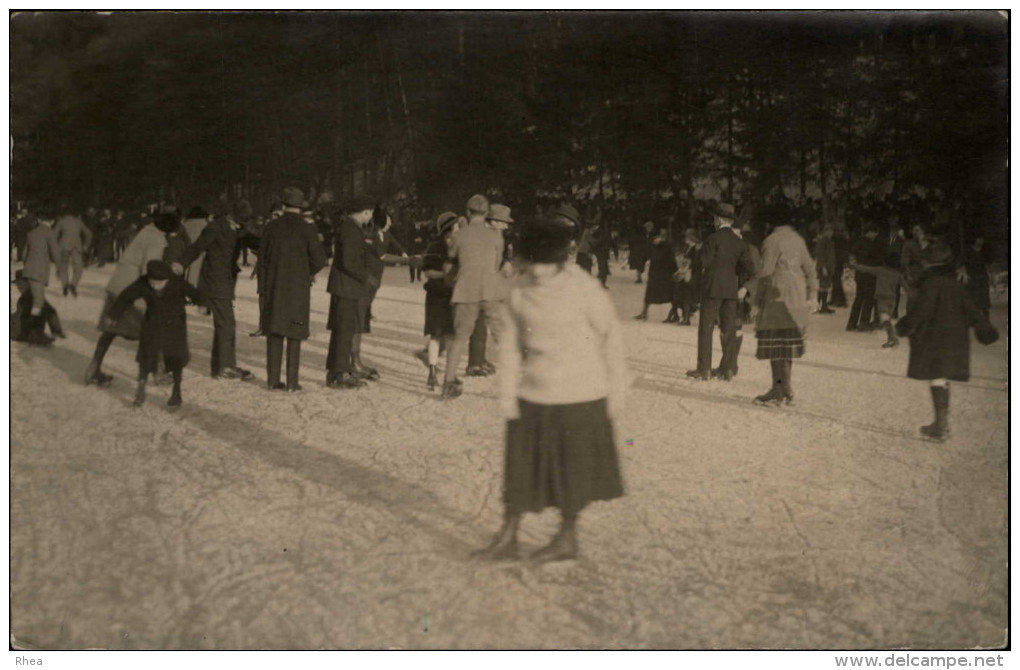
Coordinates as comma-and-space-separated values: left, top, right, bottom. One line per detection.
179, 216, 242, 300
895, 264, 997, 382
327, 217, 375, 300
258, 211, 328, 339
699, 226, 756, 300
109, 275, 202, 373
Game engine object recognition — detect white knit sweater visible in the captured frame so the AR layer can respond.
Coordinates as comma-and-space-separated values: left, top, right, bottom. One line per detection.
498, 263, 628, 410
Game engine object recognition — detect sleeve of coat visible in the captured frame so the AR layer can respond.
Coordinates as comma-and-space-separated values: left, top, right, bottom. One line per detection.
108, 280, 144, 320
178, 222, 217, 268
496, 296, 522, 419
757, 235, 779, 279
699, 235, 716, 278
799, 239, 818, 297
307, 222, 328, 275
46, 228, 61, 265
895, 279, 938, 338
737, 239, 756, 281
339, 223, 369, 283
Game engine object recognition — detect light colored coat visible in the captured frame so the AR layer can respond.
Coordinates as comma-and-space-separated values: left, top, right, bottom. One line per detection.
754, 225, 818, 333
449, 217, 507, 304
106, 223, 168, 296
22, 224, 60, 285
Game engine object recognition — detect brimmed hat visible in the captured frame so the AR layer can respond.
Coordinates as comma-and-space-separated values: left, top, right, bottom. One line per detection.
186, 206, 208, 220
550, 204, 579, 226
436, 211, 459, 235
466, 194, 490, 215
922, 242, 954, 266
714, 202, 736, 220
282, 187, 309, 209
487, 204, 514, 224
145, 260, 175, 280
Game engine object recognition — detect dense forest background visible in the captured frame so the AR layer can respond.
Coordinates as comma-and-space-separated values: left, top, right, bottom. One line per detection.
10, 11, 1009, 244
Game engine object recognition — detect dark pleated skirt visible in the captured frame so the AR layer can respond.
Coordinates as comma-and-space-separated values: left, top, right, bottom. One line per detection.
424, 289, 455, 337
503, 398, 624, 516
755, 327, 805, 360
97, 293, 142, 340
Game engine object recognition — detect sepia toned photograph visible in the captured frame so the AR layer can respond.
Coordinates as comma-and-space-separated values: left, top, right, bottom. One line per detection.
8, 9, 1008, 652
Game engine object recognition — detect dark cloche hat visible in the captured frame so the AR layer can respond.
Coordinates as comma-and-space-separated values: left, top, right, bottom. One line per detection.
145, 260, 175, 280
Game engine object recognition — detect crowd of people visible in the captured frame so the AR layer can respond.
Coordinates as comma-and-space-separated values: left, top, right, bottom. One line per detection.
10, 188, 1000, 561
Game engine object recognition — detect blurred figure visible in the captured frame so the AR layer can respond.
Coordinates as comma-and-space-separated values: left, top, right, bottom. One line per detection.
54, 207, 93, 298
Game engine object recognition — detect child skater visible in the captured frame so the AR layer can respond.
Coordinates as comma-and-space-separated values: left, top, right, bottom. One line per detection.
851, 251, 911, 348
105, 260, 201, 408
420, 211, 460, 390
472, 214, 627, 563
895, 242, 998, 441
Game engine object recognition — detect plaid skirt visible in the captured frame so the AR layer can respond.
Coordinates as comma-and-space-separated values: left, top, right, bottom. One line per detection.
755, 327, 804, 360
503, 398, 624, 516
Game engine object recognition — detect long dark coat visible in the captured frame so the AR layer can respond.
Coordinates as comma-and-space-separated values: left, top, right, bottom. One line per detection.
628, 230, 652, 270
895, 264, 990, 382
258, 212, 328, 339
109, 275, 201, 374
644, 241, 678, 304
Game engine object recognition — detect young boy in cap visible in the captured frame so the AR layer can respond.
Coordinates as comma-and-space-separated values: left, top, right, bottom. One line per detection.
105, 260, 202, 408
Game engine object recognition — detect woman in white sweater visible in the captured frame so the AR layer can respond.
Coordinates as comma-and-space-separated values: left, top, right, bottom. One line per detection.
472, 215, 628, 563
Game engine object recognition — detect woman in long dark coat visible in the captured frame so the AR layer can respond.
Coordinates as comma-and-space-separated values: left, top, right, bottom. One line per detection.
420, 212, 459, 390
895, 242, 997, 441
627, 221, 654, 283
633, 228, 677, 321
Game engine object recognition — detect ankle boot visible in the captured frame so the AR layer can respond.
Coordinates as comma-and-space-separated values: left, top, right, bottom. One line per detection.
132, 380, 147, 407
26, 315, 54, 346
426, 365, 439, 391
168, 386, 182, 407
921, 386, 950, 441
471, 517, 520, 560
440, 379, 463, 400
881, 322, 899, 348
531, 524, 579, 563
663, 307, 679, 323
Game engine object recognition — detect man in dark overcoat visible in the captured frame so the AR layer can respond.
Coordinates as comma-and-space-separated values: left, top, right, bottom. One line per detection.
258, 187, 328, 391
175, 202, 252, 380
686, 202, 755, 381
325, 195, 377, 389
845, 225, 883, 331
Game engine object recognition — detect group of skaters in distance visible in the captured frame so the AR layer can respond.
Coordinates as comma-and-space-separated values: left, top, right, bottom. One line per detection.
9, 187, 1003, 560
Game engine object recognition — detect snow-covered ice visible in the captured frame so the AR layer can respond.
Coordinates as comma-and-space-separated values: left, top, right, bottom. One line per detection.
9, 261, 1008, 649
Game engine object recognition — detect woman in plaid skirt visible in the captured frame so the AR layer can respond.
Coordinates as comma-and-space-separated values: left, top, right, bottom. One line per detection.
753, 215, 818, 405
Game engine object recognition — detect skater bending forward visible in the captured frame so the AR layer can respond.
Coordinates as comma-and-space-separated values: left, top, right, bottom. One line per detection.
106, 260, 202, 408
894, 243, 998, 441
473, 215, 628, 564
